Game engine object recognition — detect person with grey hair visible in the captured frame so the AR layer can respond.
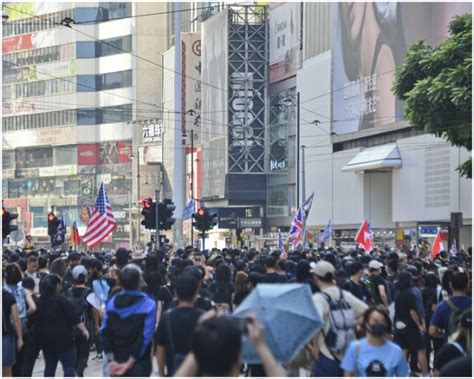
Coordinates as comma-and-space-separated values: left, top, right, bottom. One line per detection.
100, 264, 156, 377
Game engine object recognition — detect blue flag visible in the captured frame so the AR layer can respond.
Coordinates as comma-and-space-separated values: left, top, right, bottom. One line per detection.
318, 219, 332, 244
52, 214, 66, 248
182, 198, 195, 220
278, 232, 283, 250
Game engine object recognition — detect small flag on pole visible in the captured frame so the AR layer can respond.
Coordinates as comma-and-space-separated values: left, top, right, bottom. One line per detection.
82, 183, 116, 249
278, 232, 283, 250
182, 198, 195, 220
70, 221, 81, 245
52, 214, 66, 248
289, 208, 304, 249
431, 231, 444, 259
355, 219, 373, 253
301, 192, 314, 217
318, 219, 332, 244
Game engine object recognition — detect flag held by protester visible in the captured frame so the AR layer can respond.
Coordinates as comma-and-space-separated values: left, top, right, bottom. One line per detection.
52, 214, 66, 248
70, 221, 81, 245
182, 198, 195, 220
81, 183, 116, 249
318, 219, 332, 244
301, 192, 314, 216
289, 208, 304, 249
431, 231, 444, 258
355, 219, 373, 253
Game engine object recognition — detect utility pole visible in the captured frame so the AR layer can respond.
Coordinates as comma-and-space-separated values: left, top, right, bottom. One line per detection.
155, 189, 160, 252
301, 145, 306, 204
190, 130, 194, 247
296, 91, 300, 209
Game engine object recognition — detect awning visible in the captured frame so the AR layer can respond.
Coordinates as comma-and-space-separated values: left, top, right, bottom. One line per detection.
342, 143, 402, 173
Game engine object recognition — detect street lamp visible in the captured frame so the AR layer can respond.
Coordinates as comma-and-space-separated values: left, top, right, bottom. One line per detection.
2, 10, 9, 24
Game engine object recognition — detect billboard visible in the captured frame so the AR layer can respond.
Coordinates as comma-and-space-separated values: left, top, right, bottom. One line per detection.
78, 144, 99, 165
228, 9, 266, 174
269, 2, 301, 84
181, 32, 202, 145
201, 11, 228, 198
332, 2, 471, 135
2, 33, 36, 53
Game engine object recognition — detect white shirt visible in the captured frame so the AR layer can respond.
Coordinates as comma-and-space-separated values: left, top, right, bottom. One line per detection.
313, 285, 368, 361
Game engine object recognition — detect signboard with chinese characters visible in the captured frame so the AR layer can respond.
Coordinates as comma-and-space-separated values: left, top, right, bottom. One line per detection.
181, 32, 202, 145
142, 122, 163, 143
269, 2, 301, 84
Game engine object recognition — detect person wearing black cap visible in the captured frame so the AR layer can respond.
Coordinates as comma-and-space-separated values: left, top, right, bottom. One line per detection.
115, 248, 130, 270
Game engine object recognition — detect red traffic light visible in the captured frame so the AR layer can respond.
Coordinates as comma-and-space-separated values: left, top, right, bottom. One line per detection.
197, 208, 206, 216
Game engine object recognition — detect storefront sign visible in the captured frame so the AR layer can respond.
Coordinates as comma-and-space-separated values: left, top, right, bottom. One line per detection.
2, 33, 35, 53
78, 144, 99, 165
37, 127, 76, 145
38, 165, 77, 177
117, 141, 132, 163
142, 123, 162, 143
238, 218, 263, 228
36, 59, 76, 80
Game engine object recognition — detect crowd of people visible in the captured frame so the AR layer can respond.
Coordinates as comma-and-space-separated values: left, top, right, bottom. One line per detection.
1, 243, 472, 377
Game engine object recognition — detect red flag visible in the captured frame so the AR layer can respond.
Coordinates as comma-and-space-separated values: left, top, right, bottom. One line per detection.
431, 232, 443, 258
70, 221, 80, 245
355, 219, 373, 253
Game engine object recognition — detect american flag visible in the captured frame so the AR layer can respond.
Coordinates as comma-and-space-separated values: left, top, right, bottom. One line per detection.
289, 208, 304, 249
81, 183, 116, 248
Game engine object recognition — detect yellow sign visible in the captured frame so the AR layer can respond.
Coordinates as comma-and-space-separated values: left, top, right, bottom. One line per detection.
396, 228, 404, 241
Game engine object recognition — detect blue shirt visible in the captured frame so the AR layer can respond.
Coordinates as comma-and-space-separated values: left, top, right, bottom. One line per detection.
341, 338, 408, 377
430, 295, 471, 338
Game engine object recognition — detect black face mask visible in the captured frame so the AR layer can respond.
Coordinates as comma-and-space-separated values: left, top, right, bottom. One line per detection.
368, 323, 386, 338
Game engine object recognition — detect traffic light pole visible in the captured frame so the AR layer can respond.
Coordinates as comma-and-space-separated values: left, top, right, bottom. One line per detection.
155, 190, 160, 252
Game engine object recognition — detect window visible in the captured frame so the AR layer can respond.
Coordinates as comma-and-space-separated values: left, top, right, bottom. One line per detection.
77, 108, 97, 125
102, 70, 132, 90
76, 75, 98, 91
2, 150, 15, 169
74, 8, 104, 24
267, 174, 289, 217
31, 207, 47, 228
76, 41, 98, 58
101, 104, 132, 124
55, 145, 77, 165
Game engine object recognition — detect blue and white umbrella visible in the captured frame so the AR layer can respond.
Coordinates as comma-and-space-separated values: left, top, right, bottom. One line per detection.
233, 283, 323, 364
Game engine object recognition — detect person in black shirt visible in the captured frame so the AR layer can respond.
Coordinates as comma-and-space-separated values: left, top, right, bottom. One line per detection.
347, 261, 369, 301
34, 274, 90, 377
209, 264, 234, 311
233, 271, 249, 308
261, 255, 287, 284
155, 273, 204, 376
367, 260, 389, 308
2, 288, 23, 377
394, 271, 429, 376
67, 265, 97, 377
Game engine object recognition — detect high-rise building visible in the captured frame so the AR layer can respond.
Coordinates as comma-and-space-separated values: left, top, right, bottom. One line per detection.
2, 2, 168, 249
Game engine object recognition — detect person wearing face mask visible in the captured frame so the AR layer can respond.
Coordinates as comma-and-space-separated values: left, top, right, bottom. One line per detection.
341, 306, 408, 377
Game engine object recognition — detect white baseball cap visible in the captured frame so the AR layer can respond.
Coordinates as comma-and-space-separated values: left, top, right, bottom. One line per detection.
369, 260, 384, 270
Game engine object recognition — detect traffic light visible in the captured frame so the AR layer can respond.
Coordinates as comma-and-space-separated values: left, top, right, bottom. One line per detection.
47, 212, 59, 239
192, 207, 207, 232
141, 198, 156, 229
163, 198, 176, 230
2, 207, 18, 240
192, 207, 217, 233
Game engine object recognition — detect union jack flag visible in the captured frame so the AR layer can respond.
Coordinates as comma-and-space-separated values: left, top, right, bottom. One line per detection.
289, 208, 304, 249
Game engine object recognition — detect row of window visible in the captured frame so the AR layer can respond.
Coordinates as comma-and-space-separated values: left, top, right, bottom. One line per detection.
76, 35, 132, 58
3, 34, 131, 73
3, 70, 132, 100
3, 43, 75, 69
77, 70, 132, 92
2, 9, 72, 37
3, 76, 76, 100
2, 104, 133, 131
2, 3, 131, 38
3, 109, 76, 131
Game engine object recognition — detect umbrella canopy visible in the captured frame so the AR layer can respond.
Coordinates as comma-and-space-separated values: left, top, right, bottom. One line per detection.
233, 283, 323, 364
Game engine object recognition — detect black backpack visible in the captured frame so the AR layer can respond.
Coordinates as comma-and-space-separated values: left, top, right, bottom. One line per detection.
67, 287, 94, 336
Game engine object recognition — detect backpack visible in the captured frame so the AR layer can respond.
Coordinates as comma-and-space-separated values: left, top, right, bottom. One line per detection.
445, 297, 471, 335
67, 287, 94, 336
320, 289, 356, 358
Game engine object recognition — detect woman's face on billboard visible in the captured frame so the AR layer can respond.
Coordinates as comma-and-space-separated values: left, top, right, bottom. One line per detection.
341, 2, 367, 43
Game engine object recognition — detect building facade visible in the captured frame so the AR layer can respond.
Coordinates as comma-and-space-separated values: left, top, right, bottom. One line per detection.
2, 2, 168, 249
